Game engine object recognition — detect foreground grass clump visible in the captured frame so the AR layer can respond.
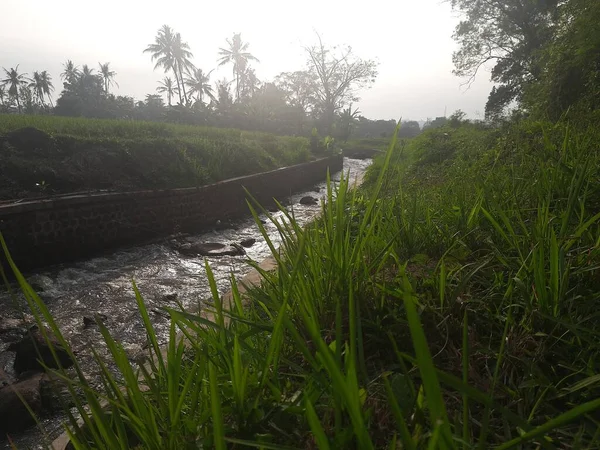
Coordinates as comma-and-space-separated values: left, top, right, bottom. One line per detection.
0, 114, 311, 199
4, 119, 600, 448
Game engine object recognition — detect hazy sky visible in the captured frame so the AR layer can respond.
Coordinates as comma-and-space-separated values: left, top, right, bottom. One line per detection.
0, 0, 494, 121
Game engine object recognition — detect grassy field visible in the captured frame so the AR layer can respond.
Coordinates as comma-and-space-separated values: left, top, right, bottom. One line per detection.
6, 115, 600, 448
0, 115, 311, 200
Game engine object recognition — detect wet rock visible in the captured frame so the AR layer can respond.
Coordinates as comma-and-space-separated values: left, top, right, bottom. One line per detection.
8, 326, 74, 375
240, 238, 256, 248
83, 313, 108, 328
177, 242, 246, 257
40, 372, 76, 412
0, 372, 44, 433
0, 317, 30, 343
299, 196, 318, 205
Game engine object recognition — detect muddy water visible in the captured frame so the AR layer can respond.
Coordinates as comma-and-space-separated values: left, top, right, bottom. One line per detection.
0, 157, 371, 449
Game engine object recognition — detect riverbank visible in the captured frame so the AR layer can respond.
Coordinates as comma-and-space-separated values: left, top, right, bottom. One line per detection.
3, 117, 600, 448
0, 158, 371, 449
0, 115, 312, 200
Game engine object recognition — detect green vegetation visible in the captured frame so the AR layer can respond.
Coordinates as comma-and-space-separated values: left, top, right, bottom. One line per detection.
0, 114, 310, 199
2, 0, 600, 447
6, 113, 600, 447
1, 29, 382, 140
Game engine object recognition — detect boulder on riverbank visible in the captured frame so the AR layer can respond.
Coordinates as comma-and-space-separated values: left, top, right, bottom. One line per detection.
0, 372, 44, 432
8, 326, 73, 375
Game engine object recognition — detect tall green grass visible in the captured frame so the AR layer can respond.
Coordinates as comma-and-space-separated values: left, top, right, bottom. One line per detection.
2, 118, 600, 448
0, 114, 310, 197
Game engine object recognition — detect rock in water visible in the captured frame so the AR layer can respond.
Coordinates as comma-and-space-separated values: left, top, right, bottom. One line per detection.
8, 326, 73, 375
83, 313, 108, 328
299, 196, 318, 205
240, 238, 256, 248
177, 242, 246, 257
0, 373, 44, 432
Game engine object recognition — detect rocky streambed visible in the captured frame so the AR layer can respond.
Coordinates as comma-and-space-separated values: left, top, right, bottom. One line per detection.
0, 157, 371, 449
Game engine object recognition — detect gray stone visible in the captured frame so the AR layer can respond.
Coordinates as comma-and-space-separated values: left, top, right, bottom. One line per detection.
177, 242, 246, 257
8, 326, 74, 375
0, 373, 44, 432
240, 238, 256, 248
83, 313, 108, 328
299, 196, 318, 205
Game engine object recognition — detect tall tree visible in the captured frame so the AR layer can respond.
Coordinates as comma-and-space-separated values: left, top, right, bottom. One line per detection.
1, 65, 28, 113
29, 70, 54, 107
304, 33, 378, 134
172, 32, 195, 105
450, 0, 561, 119
0, 85, 5, 106
144, 25, 194, 105
275, 70, 318, 115
215, 78, 234, 113
185, 69, 215, 105
218, 33, 259, 101
61, 60, 80, 84
156, 77, 179, 106
145, 25, 181, 104
239, 66, 260, 100
98, 62, 118, 94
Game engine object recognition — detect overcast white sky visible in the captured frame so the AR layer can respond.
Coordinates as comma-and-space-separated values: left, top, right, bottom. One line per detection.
0, 0, 494, 121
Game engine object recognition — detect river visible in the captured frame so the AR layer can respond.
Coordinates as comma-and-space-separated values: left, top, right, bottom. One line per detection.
0, 157, 371, 449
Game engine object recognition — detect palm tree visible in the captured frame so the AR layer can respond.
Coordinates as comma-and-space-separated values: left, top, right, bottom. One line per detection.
0, 85, 6, 106
218, 33, 259, 101
145, 25, 192, 105
1, 66, 28, 112
40, 71, 54, 106
28, 70, 55, 107
156, 77, 179, 106
185, 68, 215, 105
61, 60, 80, 83
172, 33, 195, 105
98, 62, 118, 94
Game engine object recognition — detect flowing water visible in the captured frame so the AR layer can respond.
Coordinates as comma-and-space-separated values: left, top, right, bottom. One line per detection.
0, 157, 371, 449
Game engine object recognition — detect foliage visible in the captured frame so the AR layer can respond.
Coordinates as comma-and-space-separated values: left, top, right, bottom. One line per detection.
144, 25, 195, 106
218, 33, 259, 102
450, 0, 560, 118
5, 117, 600, 448
524, 0, 600, 119
0, 115, 311, 199
304, 33, 378, 134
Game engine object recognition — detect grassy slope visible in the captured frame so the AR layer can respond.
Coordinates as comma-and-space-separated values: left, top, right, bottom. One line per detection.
8, 117, 600, 448
0, 115, 311, 199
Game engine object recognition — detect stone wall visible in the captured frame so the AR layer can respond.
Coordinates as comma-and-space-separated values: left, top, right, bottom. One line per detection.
0, 155, 343, 271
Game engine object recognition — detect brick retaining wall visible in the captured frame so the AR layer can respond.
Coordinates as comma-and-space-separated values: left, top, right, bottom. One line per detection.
0, 155, 343, 270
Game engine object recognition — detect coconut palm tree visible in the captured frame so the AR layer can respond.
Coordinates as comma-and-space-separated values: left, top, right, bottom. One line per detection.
28, 70, 55, 107
0, 85, 6, 106
1, 66, 28, 112
61, 60, 80, 83
98, 62, 118, 94
218, 33, 259, 101
185, 68, 215, 105
172, 33, 194, 105
145, 25, 191, 105
39, 71, 54, 106
156, 77, 179, 106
